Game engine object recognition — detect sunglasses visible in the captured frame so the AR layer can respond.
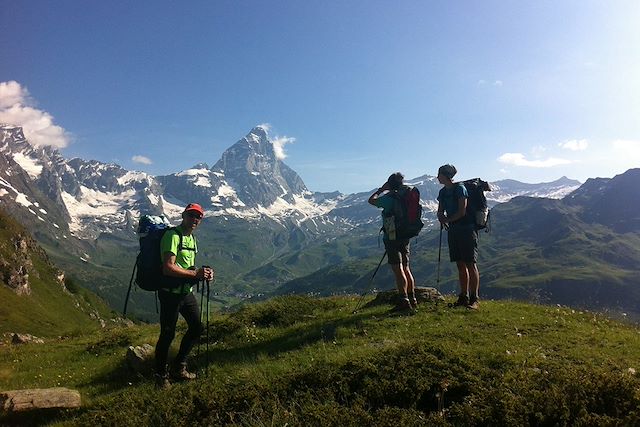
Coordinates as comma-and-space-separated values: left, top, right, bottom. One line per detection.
187, 212, 203, 219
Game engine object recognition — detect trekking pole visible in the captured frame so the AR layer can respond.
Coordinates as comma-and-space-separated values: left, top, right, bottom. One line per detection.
197, 277, 205, 363
353, 250, 387, 314
205, 277, 211, 369
436, 225, 444, 308
122, 259, 137, 316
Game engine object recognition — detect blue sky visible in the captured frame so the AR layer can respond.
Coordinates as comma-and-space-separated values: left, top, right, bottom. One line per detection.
1, 1, 639, 193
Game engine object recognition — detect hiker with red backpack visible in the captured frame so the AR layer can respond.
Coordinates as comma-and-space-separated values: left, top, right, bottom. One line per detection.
436, 164, 480, 310
368, 172, 423, 313
154, 203, 214, 388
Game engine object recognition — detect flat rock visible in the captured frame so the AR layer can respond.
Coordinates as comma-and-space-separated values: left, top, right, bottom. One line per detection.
0, 388, 81, 412
364, 286, 445, 308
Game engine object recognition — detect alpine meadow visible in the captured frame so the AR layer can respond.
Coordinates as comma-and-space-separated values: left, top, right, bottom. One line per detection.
2, 1, 640, 425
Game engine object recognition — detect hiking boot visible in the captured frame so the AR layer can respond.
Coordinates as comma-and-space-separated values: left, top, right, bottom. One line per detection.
451, 294, 469, 308
154, 372, 171, 390
171, 363, 197, 381
410, 294, 418, 310
389, 297, 416, 315
467, 296, 480, 310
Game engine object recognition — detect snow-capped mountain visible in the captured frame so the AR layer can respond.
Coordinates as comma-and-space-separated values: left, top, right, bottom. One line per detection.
1, 124, 160, 238
156, 127, 343, 224
0, 123, 582, 242
488, 177, 581, 203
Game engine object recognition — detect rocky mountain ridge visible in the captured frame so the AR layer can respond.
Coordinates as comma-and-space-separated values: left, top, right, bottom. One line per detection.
0, 123, 581, 242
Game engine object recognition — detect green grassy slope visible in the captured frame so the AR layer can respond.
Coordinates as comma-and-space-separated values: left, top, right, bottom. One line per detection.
0, 209, 113, 337
1, 295, 639, 426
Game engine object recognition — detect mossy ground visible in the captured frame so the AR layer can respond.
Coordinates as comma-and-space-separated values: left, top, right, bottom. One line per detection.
1, 295, 639, 426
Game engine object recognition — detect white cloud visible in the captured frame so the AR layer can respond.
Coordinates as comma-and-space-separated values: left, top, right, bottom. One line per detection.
132, 155, 152, 165
559, 139, 589, 151
498, 152, 572, 168
256, 123, 272, 133
477, 80, 487, 86
0, 80, 70, 148
272, 135, 295, 160
494, 80, 503, 86
0, 80, 28, 108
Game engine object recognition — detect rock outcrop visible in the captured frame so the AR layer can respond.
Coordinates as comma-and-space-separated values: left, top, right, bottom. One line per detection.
0, 388, 81, 412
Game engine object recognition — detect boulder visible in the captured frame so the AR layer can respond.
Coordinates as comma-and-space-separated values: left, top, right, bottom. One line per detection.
0, 388, 81, 412
126, 344, 154, 374
364, 286, 445, 308
11, 333, 44, 344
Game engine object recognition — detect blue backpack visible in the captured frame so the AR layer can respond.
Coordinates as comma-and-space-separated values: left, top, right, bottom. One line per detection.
135, 215, 173, 291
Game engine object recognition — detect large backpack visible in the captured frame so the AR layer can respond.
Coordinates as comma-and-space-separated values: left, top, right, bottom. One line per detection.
384, 186, 424, 240
461, 178, 491, 231
135, 215, 173, 291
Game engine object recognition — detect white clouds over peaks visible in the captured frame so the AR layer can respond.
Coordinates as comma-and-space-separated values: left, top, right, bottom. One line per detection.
257, 123, 272, 133
0, 80, 27, 108
560, 139, 589, 151
498, 153, 572, 168
272, 135, 295, 160
0, 81, 70, 148
132, 155, 153, 165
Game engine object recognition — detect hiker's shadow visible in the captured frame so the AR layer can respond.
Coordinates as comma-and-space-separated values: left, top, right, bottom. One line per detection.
193, 297, 446, 370
193, 308, 383, 369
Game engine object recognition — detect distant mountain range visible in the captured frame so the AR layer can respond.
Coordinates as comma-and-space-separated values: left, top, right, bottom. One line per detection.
1, 123, 600, 318
0, 124, 581, 239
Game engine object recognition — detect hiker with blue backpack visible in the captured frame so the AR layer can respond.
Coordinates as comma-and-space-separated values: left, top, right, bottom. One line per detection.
154, 203, 214, 388
368, 172, 423, 313
437, 164, 481, 310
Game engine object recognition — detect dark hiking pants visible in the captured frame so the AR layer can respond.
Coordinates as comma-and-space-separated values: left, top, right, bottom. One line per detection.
155, 290, 202, 373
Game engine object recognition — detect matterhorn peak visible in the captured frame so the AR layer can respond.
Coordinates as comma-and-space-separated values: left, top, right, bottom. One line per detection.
240, 126, 270, 148
249, 125, 269, 139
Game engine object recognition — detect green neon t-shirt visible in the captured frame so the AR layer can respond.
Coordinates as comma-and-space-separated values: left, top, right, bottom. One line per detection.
160, 226, 197, 293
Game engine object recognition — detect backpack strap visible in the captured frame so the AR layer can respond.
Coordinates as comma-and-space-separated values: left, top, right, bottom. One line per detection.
171, 227, 196, 252
171, 227, 183, 251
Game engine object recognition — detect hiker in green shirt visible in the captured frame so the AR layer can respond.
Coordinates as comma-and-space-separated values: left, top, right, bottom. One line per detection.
155, 203, 214, 388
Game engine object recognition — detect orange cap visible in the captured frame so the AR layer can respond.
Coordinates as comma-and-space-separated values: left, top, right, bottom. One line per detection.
184, 203, 204, 216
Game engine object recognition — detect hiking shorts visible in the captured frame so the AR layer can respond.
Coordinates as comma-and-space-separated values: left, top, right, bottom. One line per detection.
383, 238, 410, 265
447, 224, 478, 263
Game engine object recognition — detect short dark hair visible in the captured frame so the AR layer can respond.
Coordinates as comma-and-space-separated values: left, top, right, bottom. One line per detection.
438, 164, 457, 179
387, 172, 404, 190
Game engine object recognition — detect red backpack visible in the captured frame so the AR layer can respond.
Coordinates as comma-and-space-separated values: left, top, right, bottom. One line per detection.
384, 186, 424, 240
